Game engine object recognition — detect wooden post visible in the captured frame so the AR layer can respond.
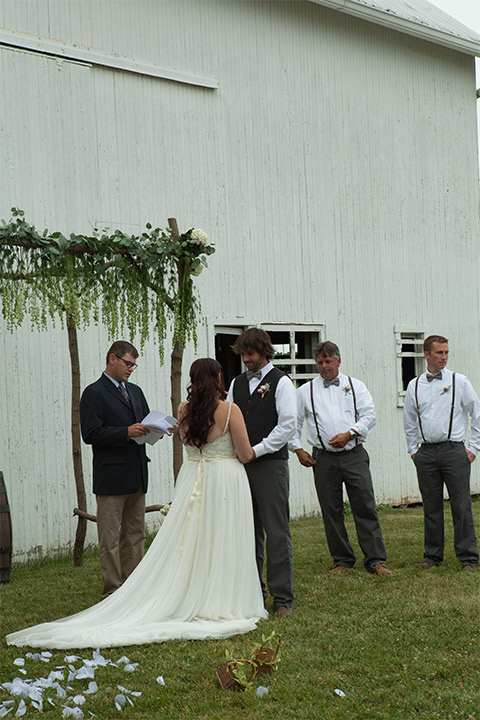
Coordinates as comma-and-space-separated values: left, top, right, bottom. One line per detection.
168, 217, 185, 482
67, 315, 87, 567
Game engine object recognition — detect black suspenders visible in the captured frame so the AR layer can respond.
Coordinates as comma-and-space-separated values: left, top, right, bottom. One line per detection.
414, 373, 456, 443
310, 377, 358, 450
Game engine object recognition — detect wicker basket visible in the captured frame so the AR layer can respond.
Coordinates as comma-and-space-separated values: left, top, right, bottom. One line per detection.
253, 634, 281, 674
216, 659, 257, 691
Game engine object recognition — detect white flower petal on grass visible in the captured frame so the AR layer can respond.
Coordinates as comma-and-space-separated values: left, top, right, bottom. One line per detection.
47, 698, 56, 707
48, 671, 64, 683
72, 695, 86, 705
13, 660, 24, 668
75, 667, 95, 680
31, 700, 42, 712
156, 676, 165, 686
41, 652, 52, 659
130, 691, 142, 697
62, 708, 84, 719
0, 708, 12, 718
117, 657, 129, 665
91, 652, 108, 667
25, 654, 41, 663
256, 686, 268, 698
114, 694, 126, 712
123, 664, 138, 673
14, 700, 26, 717
334, 688, 346, 698
64, 656, 80, 664
84, 682, 98, 695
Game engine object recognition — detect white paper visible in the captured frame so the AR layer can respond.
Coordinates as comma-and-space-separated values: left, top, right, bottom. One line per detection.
132, 411, 177, 446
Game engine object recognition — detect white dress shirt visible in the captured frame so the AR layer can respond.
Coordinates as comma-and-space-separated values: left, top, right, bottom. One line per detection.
290, 373, 376, 453
227, 361, 297, 459
403, 369, 480, 456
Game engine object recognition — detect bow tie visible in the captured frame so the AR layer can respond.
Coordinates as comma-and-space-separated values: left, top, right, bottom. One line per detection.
426, 372, 442, 382
246, 370, 262, 381
324, 378, 340, 388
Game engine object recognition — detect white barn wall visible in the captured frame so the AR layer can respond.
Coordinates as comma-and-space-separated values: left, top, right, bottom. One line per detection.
0, 0, 479, 558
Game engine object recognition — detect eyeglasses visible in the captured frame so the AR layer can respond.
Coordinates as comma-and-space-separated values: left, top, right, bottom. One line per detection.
114, 355, 138, 370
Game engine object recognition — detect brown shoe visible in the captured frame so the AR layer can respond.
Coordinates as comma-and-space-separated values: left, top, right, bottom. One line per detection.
328, 565, 346, 575
372, 564, 393, 576
420, 561, 437, 570
462, 564, 477, 571
275, 606, 293, 617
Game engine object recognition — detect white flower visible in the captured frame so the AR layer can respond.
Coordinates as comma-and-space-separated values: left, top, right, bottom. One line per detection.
190, 228, 208, 245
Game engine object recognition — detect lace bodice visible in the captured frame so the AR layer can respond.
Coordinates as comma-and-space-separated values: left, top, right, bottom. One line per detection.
184, 402, 236, 461
185, 432, 236, 460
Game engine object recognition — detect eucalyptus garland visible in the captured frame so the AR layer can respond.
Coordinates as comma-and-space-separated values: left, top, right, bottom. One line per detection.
0, 209, 215, 361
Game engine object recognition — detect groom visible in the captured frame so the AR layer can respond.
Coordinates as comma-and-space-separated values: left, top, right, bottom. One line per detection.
228, 328, 297, 616
80, 340, 151, 598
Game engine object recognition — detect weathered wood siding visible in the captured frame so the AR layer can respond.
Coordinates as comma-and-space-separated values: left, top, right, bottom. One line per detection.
0, 0, 479, 558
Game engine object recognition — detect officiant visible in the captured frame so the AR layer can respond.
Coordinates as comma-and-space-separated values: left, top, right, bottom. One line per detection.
80, 340, 151, 598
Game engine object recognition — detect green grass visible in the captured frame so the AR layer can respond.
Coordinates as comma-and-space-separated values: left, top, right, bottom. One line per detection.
1, 501, 480, 719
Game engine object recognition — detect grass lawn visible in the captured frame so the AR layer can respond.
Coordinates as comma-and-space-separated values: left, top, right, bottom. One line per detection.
1, 501, 480, 719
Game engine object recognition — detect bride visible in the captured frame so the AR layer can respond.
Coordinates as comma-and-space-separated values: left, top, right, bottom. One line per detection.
7, 358, 268, 649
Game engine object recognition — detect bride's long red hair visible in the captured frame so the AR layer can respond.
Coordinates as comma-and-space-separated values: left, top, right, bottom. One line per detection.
180, 358, 226, 448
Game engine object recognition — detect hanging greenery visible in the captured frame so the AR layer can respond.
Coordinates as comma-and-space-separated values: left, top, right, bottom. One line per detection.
0, 208, 215, 360
0, 208, 215, 565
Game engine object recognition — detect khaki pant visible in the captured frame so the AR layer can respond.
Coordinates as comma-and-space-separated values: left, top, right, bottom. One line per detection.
96, 489, 146, 598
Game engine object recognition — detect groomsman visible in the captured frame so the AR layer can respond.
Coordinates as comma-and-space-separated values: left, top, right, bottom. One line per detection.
228, 328, 297, 616
291, 341, 392, 575
403, 335, 480, 570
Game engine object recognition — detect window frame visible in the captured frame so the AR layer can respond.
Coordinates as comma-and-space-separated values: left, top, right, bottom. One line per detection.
260, 323, 324, 386
394, 326, 426, 407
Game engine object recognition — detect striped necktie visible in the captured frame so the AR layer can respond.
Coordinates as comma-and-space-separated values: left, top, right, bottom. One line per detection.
118, 383, 131, 405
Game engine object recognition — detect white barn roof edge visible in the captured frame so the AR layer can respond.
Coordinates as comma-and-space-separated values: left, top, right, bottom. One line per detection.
309, 0, 480, 57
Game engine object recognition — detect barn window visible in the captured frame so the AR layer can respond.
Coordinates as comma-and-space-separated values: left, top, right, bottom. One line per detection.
213, 323, 324, 388
260, 324, 324, 387
394, 328, 425, 407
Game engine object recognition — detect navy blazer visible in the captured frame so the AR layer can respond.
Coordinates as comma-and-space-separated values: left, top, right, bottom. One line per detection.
80, 374, 150, 495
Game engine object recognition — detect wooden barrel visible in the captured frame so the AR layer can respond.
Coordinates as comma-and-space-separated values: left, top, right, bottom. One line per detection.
0, 471, 12, 584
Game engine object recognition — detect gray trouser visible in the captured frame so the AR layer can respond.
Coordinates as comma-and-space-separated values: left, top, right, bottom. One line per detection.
245, 458, 294, 608
414, 442, 478, 566
313, 445, 387, 571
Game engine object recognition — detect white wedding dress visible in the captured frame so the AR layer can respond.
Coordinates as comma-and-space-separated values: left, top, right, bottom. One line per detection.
7, 407, 267, 649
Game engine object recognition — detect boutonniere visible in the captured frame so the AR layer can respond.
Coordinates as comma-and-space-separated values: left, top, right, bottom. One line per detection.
441, 385, 451, 394
258, 383, 271, 400
343, 386, 351, 395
